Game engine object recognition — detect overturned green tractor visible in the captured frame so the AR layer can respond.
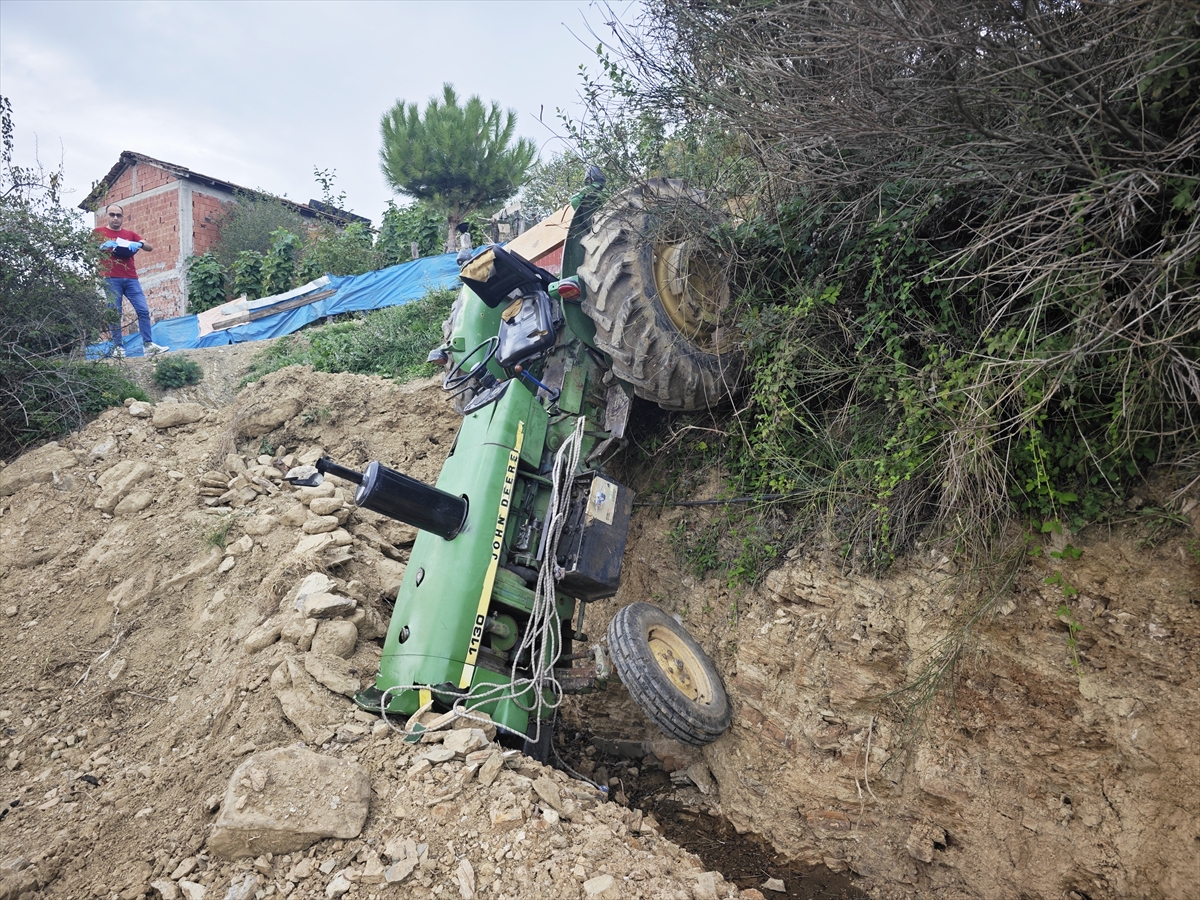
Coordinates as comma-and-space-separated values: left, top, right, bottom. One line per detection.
293, 173, 741, 756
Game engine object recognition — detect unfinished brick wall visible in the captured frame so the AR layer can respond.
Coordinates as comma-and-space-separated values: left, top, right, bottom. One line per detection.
192, 191, 229, 256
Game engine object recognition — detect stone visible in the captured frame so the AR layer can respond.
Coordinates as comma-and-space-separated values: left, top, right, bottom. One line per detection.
226, 454, 248, 475
272, 657, 342, 745
149, 879, 180, 899
443, 728, 489, 758
280, 503, 308, 527
167, 469, 185, 481
360, 856, 386, 885
762, 877, 786, 893
169, 858, 199, 880
218, 557, 236, 574
178, 883, 206, 900
329, 528, 353, 546
113, 490, 154, 517
281, 614, 319, 651
420, 746, 456, 764
152, 402, 205, 429
488, 804, 524, 832
583, 874, 621, 899
90, 440, 117, 460
303, 515, 340, 535
452, 709, 497, 741
456, 858, 475, 899
533, 776, 564, 812
311, 620, 358, 659
244, 617, 284, 653
309, 497, 344, 516
374, 559, 406, 598
686, 762, 716, 795
207, 745, 370, 858
243, 515, 279, 536
384, 838, 420, 884
906, 823, 946, 864
348, 605, 388, 641
93, 460, 155, 512
477, 752, 503, 788
297, 483, 337, 503
128, 401, 153, 418
294, 533, 335, 556
303, 653, 361, 697
225, 535, 254, 556
693, 872, 719, 900
292, 573, 337, 609
234, 396, 303, 438
229, 875, 258, 900
303, 592, 356, 619
325, 873, 352, 898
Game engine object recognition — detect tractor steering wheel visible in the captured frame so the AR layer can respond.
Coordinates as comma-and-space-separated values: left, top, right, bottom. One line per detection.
443, 336, 500, 395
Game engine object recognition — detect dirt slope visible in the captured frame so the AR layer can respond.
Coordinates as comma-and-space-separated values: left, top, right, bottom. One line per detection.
0, 348, 1196, 900
0, 358, 752, 900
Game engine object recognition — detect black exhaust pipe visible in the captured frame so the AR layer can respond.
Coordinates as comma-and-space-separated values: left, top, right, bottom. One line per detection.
315, 457, 467, 540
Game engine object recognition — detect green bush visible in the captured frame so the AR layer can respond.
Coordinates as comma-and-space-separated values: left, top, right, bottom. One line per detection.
210, 193, 306, 273
231, 250, 264, 301
2, 360, 147, 456
243, 287, 456, 385
1, 95, 140, 459
185, 251, 226, 312
153, 357, 203, 389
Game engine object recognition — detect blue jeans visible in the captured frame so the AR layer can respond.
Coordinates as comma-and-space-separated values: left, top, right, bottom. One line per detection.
104, 277, 154, 349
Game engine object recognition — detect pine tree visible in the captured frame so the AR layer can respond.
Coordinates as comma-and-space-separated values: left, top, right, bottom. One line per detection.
380, 84, 536, 252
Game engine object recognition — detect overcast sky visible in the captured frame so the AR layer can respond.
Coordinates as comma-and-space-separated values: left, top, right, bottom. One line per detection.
0, 0, 626, 223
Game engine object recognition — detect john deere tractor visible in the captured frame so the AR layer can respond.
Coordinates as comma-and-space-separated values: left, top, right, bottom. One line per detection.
299, 172, 741, 756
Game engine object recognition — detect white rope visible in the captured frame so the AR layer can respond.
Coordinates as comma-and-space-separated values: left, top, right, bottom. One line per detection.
379, 417, 589, 748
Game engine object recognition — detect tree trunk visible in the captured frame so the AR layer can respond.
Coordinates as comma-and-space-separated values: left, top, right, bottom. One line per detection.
445, 200, 462, 254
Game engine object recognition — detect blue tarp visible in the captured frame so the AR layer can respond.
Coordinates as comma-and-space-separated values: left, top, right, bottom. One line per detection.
88, 253, 461, 358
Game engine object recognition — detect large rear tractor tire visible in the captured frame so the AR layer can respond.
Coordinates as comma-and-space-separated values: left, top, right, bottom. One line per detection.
607, 602, 732, 746
577, 179, 742, 411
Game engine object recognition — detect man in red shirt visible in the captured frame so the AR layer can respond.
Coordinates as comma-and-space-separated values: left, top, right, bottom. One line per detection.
93, 204, 169, 357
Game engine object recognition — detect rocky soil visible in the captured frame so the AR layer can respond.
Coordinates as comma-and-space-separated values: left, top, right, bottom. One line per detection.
0, 348, 1196, 900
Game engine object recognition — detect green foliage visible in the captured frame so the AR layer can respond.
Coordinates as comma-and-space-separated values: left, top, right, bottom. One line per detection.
580, 2, 1200, 579
561, 44, 758, 197
519, 153, 585, 220
153, 357, 203, 389
243, 287, 456, 384
185, 251, 226, 312
380, 83, 536, 249
297, 221, 377, 282
260, 228, 300, 297
210, 192, 305, 273
203, 514, 234, 550
0, 95, 140, 458
2, 360, 148, 456
377, 200, 451, 264
1055, 603, 1084, 675
231, 250, 264, 301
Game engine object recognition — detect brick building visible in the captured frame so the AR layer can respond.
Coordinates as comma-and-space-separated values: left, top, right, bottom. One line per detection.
80, 151, 367, 320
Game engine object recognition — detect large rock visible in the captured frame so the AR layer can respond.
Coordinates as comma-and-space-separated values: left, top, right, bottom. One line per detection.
303, 653, 361, 697
94, 460, 155, 512
271, 656, 343, 744
113, 490, 153, 517
303, 592, 356, 619
152, 402, 205, 429
235, 397, 303, 438
206, 745, 370, 858
310, 620, 357, 659
0, 444, 78, 496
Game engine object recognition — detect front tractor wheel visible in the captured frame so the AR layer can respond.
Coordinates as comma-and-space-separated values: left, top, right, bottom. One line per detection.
577, 179, 743, 411
607, 601, 732, 746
